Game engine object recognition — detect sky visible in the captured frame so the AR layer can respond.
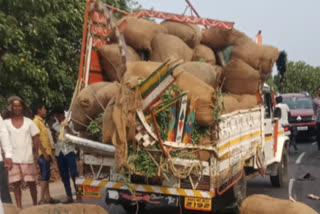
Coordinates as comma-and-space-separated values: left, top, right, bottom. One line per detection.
137, 0, 320, 67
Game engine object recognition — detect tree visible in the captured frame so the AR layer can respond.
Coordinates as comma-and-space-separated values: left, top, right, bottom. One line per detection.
0, 0, 138, 112
273, 61, 320, 97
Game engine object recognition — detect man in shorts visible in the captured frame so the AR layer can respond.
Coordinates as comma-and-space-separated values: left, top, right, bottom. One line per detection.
4, 96, 48, 208
32, 103, 59, 204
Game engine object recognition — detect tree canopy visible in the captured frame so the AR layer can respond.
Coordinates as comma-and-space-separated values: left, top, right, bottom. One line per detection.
271, 61, 320, 97
0, 0, 137, 112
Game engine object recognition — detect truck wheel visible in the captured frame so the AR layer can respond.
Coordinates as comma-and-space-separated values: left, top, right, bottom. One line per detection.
270, 148, 288, 187
122, 203, 145, 214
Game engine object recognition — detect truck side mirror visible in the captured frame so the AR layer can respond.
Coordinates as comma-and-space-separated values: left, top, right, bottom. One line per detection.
273, 107, 281, 121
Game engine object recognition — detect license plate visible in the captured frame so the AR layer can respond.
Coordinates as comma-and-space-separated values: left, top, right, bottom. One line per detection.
184, 197, 212, 211
77, 185, 101, 199
297, 126, 308, 131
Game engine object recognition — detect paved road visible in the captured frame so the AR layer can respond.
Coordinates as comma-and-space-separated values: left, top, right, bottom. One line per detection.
247, 140, 320, 213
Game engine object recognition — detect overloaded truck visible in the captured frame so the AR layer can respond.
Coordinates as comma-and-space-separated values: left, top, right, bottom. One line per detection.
65, 1, 289, 213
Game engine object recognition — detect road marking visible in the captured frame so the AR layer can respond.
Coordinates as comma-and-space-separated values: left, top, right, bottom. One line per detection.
288, 178, 295, 199
295, 152, 305, 164
312, 142, 317, 146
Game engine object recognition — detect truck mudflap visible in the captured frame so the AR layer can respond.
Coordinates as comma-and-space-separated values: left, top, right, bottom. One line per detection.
76, 178, 214, 199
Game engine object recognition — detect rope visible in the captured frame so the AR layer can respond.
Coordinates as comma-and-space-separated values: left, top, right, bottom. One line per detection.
168, 157, 202, 179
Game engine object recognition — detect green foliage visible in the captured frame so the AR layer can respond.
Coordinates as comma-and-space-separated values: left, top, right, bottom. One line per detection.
87, 113, 103, 142
0, 0, 139, 111
273, 61, 320, 97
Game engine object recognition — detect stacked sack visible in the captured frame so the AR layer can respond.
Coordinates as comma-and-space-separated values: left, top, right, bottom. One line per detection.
71, 17, 279, 143
202, 26, 279, 115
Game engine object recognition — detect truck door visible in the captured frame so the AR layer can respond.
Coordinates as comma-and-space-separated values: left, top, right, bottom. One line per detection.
263, 92, 276, 164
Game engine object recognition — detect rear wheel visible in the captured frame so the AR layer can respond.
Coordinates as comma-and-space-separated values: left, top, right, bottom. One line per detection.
270, 148, 288, 187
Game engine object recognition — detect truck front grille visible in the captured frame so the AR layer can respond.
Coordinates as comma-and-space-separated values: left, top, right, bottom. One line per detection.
289, 116, 312, 123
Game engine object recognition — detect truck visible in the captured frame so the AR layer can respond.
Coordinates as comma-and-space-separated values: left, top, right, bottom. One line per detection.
66, 1, 290, 213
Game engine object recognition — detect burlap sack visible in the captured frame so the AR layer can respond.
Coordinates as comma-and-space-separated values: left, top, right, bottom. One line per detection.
231, 41, 279, 74
123, 61, 163, 82
233, 94, 258, 109
2, 203, 19, 214
98, 44, 140, 82
150, 34, 193, 62
192, 44, 216, 65
175, 62, 221, 88
223, 58, 260, 94
221, 94, 239, 114
197, 150, 211, 161
19, 203, 109, 214
202, 27, 248, 50
71, 82, 120, 131
240, 194, 318, 214
102, 97, 116, 144
173, 70, 215, 101
195, 96, 215, 126
161, 21, 202, 48
111, 17, 167, 51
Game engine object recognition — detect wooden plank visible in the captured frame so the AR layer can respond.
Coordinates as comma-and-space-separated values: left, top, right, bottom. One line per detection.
142, 75, 174, 111
90, 50, 102, 72
92, 37, 107, 48
167, 91, 178, 141
91, 11, 107, 25
90, 24, 111, 37
175, 95, 188, 143
183, 98, 198, 144
88, 72, 104, 85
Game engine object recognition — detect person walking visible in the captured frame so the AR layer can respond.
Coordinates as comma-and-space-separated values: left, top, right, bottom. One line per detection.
276, 96, 298, 151
0, 114, 13, 203
32, 103, 59, 204
3, 96, 48, 209
313, 86, 320, 151
51, 106, 79, 203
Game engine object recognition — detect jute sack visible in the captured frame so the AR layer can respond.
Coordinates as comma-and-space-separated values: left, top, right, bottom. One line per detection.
223, 58, 260, 94
192, 44, 216, 65
111, 17, 167, 51
3, 203, 19, 214
102, 97, 116, 144
233, 94, 258, 110
150, 34, 193, 62
161, 21, 202, 48
175, 62, 220, 88
240, 194, 318, 214
123, 61, 163, 82
19, 203, 109, 214
201, 27, 248, 50
71, 82, 120, 131
231, 40, 279, 73
221, 94, 240, 114
195, 96, 215, 126
98, 44, 140, 82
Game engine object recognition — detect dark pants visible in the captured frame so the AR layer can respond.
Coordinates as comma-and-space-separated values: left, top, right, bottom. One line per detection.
290, 126, 298, 150
56, 152, 78, 197
0, 161, 12, 203
38, 155, 51, 181
317, 123, 320, 150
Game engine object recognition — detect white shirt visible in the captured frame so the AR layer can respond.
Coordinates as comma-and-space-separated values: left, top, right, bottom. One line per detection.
52, 121, 76, 156
0, 115, 12, 162
4, 117, 39, 164
276, 103, 290, 126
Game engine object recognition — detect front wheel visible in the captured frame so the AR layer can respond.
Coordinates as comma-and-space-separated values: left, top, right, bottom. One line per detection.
270, 148, 288, 187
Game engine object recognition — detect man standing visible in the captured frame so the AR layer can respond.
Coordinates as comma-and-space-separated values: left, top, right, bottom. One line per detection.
51, 107, 79, 203
276, 96, 297, 151
313, 86, 320, 151
0, 114, 13, 203
32, 103, 59, 204
4, 96, 48, 208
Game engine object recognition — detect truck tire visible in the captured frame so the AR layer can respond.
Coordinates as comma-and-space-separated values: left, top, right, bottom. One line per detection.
270, 148, 288, 187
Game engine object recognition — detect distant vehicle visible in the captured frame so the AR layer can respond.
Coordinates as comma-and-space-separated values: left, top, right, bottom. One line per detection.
281, 93, 317, 139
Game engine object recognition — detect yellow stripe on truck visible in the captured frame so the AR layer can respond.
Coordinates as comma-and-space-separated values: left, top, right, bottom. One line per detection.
76, 179, 215, 198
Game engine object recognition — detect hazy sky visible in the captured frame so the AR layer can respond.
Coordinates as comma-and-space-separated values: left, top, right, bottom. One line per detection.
137, 0, 320, 67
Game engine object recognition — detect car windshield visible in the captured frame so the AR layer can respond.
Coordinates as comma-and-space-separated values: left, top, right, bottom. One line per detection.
283, 97, 313, 109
